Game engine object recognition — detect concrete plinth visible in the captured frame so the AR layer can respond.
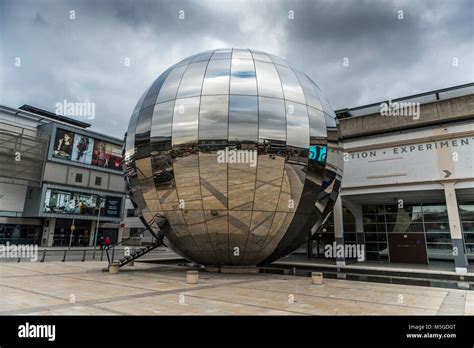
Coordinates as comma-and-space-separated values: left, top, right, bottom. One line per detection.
109, 262, 120, 274
311, 272, 324, 285
186, 270, 199, 284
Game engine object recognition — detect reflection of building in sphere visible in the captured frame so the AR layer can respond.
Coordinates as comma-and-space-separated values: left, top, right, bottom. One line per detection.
124, 49, 343, 267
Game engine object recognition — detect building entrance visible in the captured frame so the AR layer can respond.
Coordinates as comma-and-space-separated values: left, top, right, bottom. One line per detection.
387, 233, 428, 264
53, 219, 91, 246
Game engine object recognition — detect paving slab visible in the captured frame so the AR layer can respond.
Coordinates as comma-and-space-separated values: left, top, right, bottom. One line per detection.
0, 261, 471, 315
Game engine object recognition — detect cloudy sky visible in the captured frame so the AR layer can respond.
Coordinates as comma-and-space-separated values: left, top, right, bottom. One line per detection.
0, 0, 472, 138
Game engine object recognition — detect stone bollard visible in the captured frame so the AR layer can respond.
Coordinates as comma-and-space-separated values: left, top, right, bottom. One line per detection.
186, 270, 199, 284
109, 262, 120, 274
311, 272, 324, 285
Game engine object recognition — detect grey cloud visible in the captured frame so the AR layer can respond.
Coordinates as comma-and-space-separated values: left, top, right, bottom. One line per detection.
0, 0, 472, 138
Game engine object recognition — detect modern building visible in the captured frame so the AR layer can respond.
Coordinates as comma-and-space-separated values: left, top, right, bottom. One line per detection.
296, 83, 474, 274
0, 104, 126, 247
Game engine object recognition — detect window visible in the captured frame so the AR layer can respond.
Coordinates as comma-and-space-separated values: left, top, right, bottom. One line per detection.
95, 176, 102, 186
362, 203, 454, 262
126, 209, 137, 217
460, 203, 474, 258
75, 173, 83, 183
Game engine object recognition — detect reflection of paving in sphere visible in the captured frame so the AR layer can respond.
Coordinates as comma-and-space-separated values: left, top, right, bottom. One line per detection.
124, 49, 343, 267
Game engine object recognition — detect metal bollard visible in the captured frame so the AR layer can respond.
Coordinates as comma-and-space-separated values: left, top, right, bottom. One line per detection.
62, 250, 67, 262
82, 250, 86, 262
41, 249, 46, 262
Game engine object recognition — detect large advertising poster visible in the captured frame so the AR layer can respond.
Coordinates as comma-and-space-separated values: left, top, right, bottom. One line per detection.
53, 128, 122, 171
53, 129, 74, 160
43, 189, 122, 218
92, 140, 123, 170
43, 189, 74, 214
105, 196, 122, 217
71, 134, 94, 164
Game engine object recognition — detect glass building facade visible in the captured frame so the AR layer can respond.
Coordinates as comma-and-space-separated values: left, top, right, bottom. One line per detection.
124, 48, 343, 267
460, 203, 474, 260
308, 202, 473, 265
362, 204, 453, 262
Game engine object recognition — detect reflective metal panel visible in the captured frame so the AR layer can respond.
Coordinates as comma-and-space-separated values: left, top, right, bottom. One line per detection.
230, 59, 257, 95
192, 50, 214, 62
307, 106, 327, 140
228, 95, 258, 143
276, 65, 306, 104
202, 59, 231, 95
295, 71, 323, 111
177, 61, 208, 98
141, 68, 172, 109
156, 65, 188, 103
135, 106, 153, 159
286, 102, 309, 150
232, 48, 253, 60
199, 95, 228, 140
254, 61, 284, 99
172, 97, 200, 145
250, 50, 272, 62
211, 49, 232, 60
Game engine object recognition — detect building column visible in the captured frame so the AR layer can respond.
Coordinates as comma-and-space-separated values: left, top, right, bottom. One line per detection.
118, 222, 124, 243
44, 218, 55, 247
343, 200, 365, 262
443, 182, 468, 274
333, 196, 345, 266
354, 206, 365, 262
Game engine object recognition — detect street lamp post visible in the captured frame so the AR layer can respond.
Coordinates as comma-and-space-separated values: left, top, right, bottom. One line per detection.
68, 209, 76, 249
92, 197, 102, 259
67, 197, 79, 248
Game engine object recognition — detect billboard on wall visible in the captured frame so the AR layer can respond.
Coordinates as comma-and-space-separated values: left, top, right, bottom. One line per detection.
52, 128, 123, 171
43, 188, 122, 218
71, 133, 94, 164
92, 140, 123, 170
104, 196, 121, 218
53, 129, 74, 160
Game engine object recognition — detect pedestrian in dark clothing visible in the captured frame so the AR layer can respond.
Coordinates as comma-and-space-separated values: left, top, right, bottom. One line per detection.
99, 236, 105, 251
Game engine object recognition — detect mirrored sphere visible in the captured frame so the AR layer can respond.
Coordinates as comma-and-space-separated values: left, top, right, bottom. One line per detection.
124, 49, 343, 267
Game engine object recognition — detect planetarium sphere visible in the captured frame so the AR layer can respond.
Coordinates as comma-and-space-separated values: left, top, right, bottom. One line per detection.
124, 48, 343, 268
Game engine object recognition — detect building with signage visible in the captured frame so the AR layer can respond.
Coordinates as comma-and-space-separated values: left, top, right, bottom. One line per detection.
296, 83, 474, 274
0, 104, 126, 247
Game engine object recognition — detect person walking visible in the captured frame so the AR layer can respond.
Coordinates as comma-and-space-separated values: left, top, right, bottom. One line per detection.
99, 236, 105, 251
105, 236, 111, 249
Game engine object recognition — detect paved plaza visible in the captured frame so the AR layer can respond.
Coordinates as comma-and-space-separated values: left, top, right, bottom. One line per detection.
0, 261, 473, 315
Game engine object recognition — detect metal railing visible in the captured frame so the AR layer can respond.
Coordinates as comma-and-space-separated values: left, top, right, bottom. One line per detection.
1, 245, 168, 263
